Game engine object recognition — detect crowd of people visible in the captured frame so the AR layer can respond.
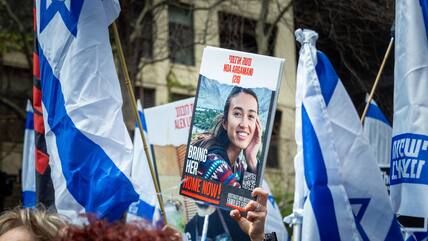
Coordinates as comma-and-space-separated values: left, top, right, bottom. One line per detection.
0, 188, 271, 241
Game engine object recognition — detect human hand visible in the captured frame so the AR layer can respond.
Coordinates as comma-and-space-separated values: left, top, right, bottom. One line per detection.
162, 224, 183, 241
245, 117, 261, 173
229, 187, 268, 241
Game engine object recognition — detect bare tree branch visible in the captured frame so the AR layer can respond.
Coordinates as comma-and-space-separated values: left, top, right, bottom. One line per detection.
131, 0, 168, 42
295, 0, 394, 116
0, 96, 25, 120
255, 0, 269, 54
192, 0, 228, 11
0, 0, 32, 68
268, 1, 292, 37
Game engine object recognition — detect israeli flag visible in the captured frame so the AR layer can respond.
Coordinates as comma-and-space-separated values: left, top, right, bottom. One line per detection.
127, 100, 161, 225
391, 0, 428, 219
363, 98, 392, 168
404, 231, 428, 241
295, 29, 403, 241
295, 29, 360, 241
22, 100, 36, 208
262, 180, 290, 241
363, 99, 392, 189
35, 0, 147, 221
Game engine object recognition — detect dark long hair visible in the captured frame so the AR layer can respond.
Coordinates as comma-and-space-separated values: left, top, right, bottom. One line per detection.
192, 86, 259, 160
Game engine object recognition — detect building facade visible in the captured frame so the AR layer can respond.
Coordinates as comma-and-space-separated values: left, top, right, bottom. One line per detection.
0, 0, 297, 211
132, 0, 297, 197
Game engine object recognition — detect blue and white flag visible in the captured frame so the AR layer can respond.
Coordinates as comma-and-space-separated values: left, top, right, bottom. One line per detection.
363, 98, 392, 168
35, 0, 146, 221
363, 98, 392, 189
405, 231, 428, 241
391, 0, 428, 220
295, 29, 403, 241
295, 29, 360, 241
127, 100, 161, 224
262, 180, 289, 241
22, 100, 36, 208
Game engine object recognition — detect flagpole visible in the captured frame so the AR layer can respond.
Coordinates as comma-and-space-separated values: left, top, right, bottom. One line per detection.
111, 22, 168, 225
293, 223, 302, 241
360, 36, 394, 123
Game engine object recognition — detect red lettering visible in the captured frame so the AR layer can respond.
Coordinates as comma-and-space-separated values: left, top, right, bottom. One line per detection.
217, 184, 221, 199
224, 64, 231, 72
229, 55, 242, 64
175, 118, 187, 129
201, 181, 221, 199
242, 57, 252, 66
229, 55, 236, 64
176, 104, 193, 117
182, 175, 202, 193
186, 116, 192, 127
232, 75, 241, 84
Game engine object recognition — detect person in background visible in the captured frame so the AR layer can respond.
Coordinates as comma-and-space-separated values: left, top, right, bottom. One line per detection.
0, 207, 66, 241
0, 190, 269, 241
60, 219, 182, 241
59, 188, 269, 241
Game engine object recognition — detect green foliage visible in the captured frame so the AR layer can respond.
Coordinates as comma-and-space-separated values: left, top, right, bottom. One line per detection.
265, 174, 295, 236
0, 31, 31, 53
277, 192, 294, 235
166, 71, 196, 100
193, 108, 221, 132
0, 1, 32, 54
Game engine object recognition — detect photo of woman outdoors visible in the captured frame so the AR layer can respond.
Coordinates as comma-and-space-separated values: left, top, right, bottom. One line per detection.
180, 46, 283, 209
190, 75, 273, 190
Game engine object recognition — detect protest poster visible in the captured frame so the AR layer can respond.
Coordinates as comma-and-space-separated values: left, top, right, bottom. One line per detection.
179, 46, 284, 210
144, 98, 196, 230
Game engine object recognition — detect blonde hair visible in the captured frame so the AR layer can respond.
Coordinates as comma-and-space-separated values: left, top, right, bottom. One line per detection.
0, 207, 67, 241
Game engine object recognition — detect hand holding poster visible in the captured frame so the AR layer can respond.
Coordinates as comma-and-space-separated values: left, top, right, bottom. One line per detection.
180, 47, 284, 210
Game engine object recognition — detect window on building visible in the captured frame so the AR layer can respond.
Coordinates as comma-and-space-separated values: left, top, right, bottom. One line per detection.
136, 88, 156, 108
141, 12, 154, 59
218, 12, 277, 56
170, 93, 192, 102
125, 0, 153, 59
168, 4, 194, 65
266, 110, 282, 168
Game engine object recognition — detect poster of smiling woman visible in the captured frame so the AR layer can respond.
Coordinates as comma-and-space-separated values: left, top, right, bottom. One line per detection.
180, 46, 285, 210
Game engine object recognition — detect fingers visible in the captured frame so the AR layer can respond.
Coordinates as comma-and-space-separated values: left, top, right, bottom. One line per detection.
245, 200, 266, 213
252, 187, 268, 207
230, 209, 251, 234
162, 225, 183, 241
229, 209, 241, 221
246, 210, 265, 222
244, 200, 267, 223
256, 118, 262, 137
230, 188, 269, 240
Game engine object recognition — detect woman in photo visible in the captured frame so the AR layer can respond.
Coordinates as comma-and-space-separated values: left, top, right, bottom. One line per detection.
193, 86, 262, 188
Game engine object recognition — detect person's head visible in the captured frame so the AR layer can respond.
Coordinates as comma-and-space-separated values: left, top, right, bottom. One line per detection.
193, 87, 259, 155
221, 86, 259, 151
0, 207, 67, 241
60, 219, 172, 241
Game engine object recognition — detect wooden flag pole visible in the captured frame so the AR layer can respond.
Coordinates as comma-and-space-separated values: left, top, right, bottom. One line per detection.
111, 22, 168, 225
360, 37, 394, 123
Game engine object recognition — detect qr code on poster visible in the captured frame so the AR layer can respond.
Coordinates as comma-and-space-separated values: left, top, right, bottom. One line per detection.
242, 171, 256, 190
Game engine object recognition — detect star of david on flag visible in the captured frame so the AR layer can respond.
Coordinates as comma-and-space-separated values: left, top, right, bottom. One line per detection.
293, 29, 403, 241
35, 0, 152, 222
